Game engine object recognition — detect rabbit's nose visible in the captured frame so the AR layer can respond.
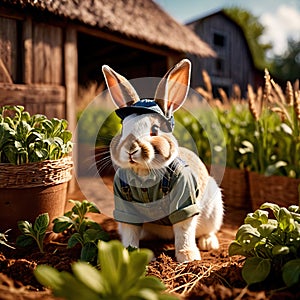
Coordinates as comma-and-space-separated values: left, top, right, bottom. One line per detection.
129, 142, 139, 153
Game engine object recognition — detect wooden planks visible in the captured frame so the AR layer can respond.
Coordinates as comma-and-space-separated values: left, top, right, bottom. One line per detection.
0, 17, 17, 83
0, 83, 66, 119
32, 22, 63, 84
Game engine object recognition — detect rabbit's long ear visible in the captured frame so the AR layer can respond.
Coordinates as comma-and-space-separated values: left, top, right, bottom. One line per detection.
154, 59, 191, 117
102, 65, 140, 108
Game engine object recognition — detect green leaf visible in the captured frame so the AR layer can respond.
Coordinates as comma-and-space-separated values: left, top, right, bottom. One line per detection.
135, 276, 166, 291
33, 213, 49, 235
228, 240, 248, 257
278, 208, 295, 232
271, 245, 290, 256
68, 233, 83, 248
128, 249, 153, 280
80, 243, 98, 262
257, 224, 277, 238
17, 220, 33, 235
35, 265, 100, 300
72, 262, 105, 293
87, 202, 101, 214
98, 240, 127, 285
242, 257, 271, 285
282, 259, 300, 287
52, 216, 74, 233
260, 203, 280, 218
34, 265, 64, 290
16, 234, 34, 247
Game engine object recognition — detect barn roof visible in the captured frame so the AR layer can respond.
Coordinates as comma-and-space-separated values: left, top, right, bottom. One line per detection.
2, 0, 215, 57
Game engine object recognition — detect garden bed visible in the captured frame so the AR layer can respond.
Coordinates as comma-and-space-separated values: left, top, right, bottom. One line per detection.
0, 177, 299, 300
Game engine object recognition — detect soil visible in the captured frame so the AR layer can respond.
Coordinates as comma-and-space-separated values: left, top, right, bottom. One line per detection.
0, 176, 299, 300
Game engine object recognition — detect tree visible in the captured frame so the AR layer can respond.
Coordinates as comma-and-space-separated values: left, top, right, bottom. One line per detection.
224, 7, 272, 70
270, 38, 300, 82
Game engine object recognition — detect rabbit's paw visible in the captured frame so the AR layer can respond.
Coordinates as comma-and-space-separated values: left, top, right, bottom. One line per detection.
176, 247, 201, 262
198, 233, 219, 250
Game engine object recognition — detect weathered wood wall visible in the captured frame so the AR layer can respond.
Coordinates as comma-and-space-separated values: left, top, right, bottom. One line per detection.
0, 17, 17, 83
188, 13, 255, 97
0, 14, 66, 119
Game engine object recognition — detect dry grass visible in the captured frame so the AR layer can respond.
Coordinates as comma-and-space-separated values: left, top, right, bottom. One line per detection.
196, 68, 300, 125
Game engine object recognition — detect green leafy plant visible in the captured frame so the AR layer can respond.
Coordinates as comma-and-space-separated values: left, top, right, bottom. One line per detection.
0, 105, 73, 164
229, 202, 300, 287
0, 229, 15, 249
35, 240, 177, 300
52, 200, 109, 263
16, 213, 49, 253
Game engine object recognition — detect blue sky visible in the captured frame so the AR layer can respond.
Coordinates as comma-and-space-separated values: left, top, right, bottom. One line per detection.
155, 0, 300, 56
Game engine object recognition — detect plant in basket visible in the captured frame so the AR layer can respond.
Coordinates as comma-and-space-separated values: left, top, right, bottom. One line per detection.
0, 105, 73, 237
239, 71, 300, 209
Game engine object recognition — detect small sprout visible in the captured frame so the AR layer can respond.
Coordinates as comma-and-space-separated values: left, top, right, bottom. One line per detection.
16, 213, 49, 253
0, 229, 15, 249
52, 200, 109, 263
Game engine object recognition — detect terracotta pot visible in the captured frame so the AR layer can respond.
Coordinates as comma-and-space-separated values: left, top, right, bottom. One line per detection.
0, 157, 73, 237
248, 171, 300, 210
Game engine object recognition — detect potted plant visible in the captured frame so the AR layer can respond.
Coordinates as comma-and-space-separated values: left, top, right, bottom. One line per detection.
0, 105, 73, 237
242, 71, 300, 210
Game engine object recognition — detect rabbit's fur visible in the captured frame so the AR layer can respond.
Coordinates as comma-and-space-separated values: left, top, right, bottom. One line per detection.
102, 59, 223, 262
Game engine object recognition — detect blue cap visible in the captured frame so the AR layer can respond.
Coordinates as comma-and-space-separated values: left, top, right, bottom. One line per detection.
115, 99, 175, 131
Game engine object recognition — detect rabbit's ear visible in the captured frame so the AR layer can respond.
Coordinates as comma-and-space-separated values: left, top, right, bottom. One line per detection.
154, 59, 191, 117
102, 65, 140, 108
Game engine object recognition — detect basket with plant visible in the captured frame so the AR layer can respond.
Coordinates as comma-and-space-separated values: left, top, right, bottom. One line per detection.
0, 105, 73, 236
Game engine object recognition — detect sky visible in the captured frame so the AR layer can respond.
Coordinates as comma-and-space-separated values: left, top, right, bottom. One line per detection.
155, 0, 300, 57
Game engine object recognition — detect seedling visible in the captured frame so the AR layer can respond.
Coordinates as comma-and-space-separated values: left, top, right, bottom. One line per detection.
35, 240, 178, 300
229, 202, 300, 287
16, 213, 49, 253
0, 229, 15, 249
52, 200, 109, 263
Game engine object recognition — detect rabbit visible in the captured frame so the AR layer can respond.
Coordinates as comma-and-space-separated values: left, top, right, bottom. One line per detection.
102, 59, 223, 262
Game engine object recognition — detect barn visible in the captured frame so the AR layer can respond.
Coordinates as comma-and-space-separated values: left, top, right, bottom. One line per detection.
0, 0, 215, 136
187, 9, 258, 97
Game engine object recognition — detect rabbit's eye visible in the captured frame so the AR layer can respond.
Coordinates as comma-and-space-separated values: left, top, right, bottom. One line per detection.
150, 124, 159, 136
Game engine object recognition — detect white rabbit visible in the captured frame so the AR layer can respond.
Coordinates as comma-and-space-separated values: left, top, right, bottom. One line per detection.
102, 59, 223, 262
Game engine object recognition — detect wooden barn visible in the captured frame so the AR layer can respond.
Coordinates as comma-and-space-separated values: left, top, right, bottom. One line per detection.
187, 9, 257, 97
0, 0, 215, 136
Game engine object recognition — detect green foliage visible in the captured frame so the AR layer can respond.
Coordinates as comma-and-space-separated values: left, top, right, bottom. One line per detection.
0, 105, 73, 164
34, 240, 178, 300
77, 107, 121, 146
174, 107, 226, 166
0, 229, 15, 249
53, 200, 109, 263
224, 7, 272, 70
270, 38, 300, 82
16, 213, 49, 253
229, 202, 300, 286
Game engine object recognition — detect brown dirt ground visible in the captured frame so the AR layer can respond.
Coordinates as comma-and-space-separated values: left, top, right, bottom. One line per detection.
0, 176, 299, 300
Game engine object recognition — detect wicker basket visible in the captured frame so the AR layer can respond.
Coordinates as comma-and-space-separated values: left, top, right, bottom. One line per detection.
249, 171, 300, 210
209, 165, 251, 210
0, 156, 73, 236
0, 156, 73, 188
